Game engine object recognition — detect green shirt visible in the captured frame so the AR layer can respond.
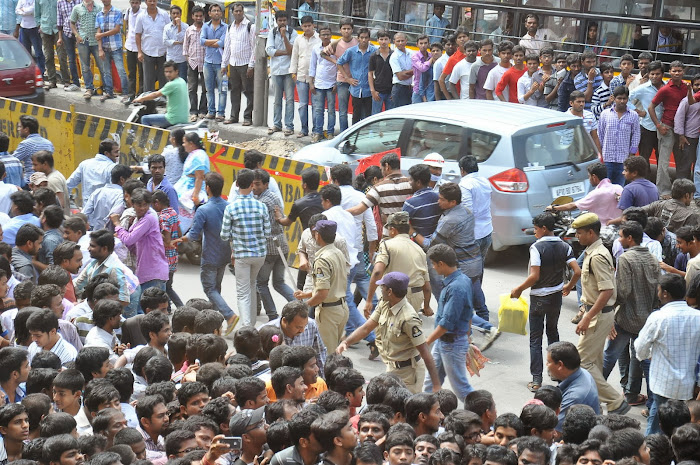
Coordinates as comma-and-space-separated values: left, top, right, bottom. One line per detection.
161, 77, 189, 125
35, 0, 58, 33
70, 0, 101, 45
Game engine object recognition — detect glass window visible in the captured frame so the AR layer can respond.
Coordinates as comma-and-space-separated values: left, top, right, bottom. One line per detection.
588, 0, 653, 17
521, 0, 581, 11
466, 129, 501, 162
396, 2, 454, 41
513, 125, 597, 169
464, 8, 517, 42
405, 120, 465, 160
660, 0, 700, 22
342, 119, 405, 155
316, 0, 345, 29
655, 27, 700, 66
366, 0, 393, 37
0, 40, 32, 70
517, 14, 581, 53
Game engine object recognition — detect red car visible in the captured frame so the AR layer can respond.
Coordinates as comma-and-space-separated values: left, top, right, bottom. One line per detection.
0, 33, 45, 105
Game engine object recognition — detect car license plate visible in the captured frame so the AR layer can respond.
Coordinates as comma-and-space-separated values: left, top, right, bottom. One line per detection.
551, 182, 585, 198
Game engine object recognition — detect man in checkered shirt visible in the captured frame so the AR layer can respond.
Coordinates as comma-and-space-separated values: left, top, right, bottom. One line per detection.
221, 168, 271, 330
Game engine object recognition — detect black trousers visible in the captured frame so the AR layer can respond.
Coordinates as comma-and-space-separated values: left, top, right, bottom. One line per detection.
638, 126, 659, 181
187, 65, 208, 116
125, 49, 143, 97
351, 95, 372, 123
229, 64, 254, 122
143, 54, 165, 92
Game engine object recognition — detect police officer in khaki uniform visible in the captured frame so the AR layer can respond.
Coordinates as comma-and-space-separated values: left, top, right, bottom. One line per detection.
337, 271, 441, 394
294, 220, 350, 352
364, 212, 432, 318
572, 212, 629, 415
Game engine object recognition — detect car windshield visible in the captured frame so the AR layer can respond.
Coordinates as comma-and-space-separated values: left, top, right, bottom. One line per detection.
0, 40, 32, 71
512, 123, 598, 169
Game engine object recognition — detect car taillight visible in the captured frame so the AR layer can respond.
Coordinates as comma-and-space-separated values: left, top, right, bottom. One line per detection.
34, 68, 43, 88
489, 168, 529, 193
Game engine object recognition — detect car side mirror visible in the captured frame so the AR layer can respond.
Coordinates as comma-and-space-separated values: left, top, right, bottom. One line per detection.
338, 139, 353, 155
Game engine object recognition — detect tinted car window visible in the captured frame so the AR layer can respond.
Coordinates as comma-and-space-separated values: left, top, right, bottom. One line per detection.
343, 118, 404, 155
406, 120, 466, 160
0, 40, 32, 71
465, 128, 501, 162
513, 124, 598, 169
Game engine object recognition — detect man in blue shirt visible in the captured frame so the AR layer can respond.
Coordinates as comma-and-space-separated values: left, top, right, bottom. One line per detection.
546, 341, 600, 431
3, 191, 41, 247
423, 243, 473, 399
403, 164, 440, 237
146, 154, 179, 210
200, 3, 227, 120
337, 27, 376, 123
0, 134, 23, 187
172, 172, 236, 332
573, 50, 602, 111
425, 4, 449, 42
13, 116, 54, 186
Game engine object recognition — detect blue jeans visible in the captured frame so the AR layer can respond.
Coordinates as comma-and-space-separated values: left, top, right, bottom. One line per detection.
176, 61, 188, 83
204, 62, 226, 117
431, 265, 492, 334
575, 252, 584, 306
391, 84, 412, 107
123, 285, 141, 318
21, 27, 45, 74
100, 48, 128, 96
646, 393, 669, 435
77, 42, 101, 91
336, 81, 351, 131
529, 292, 562, 382
296, 81, 311, 135
201, 263, 234, 319
371, 92, 391, 114
312, 87, 335, 135
141, 114, 171, 128
605, 162, 625, 186
63, 35, 81, 86
602, 323, 651, 402
424, 333, 473, 399
272, 74, 294, 130
256, 254, 295, 319
345, 255, 375, 343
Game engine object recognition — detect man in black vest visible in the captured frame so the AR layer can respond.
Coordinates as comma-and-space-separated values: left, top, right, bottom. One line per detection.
511, 213, 581, 392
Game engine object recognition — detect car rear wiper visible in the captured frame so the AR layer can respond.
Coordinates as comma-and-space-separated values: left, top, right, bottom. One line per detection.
551, 161, 581, 171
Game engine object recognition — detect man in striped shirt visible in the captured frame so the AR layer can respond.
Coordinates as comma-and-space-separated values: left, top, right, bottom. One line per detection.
221, 2, 255, 126
346, 152, 413, 235
220, 168, 270, 328
182, 5, 207, 121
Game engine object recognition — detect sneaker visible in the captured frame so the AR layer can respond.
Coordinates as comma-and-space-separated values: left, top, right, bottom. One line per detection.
608, 400, 631, 415
480, 327, 501, 351
368, 341, 380, 361
65, 84, 80, 92
224, 314, 240, 336
121, 95, 134, 104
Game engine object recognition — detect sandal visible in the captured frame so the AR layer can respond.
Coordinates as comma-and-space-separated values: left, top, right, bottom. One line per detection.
83, 89, 93, 99
215, 116, 225, 122
641, 409, 649, 418
571, 306, 585, 324
223, 118, 236, 124
527, 382, 541, 392
268, 126, 282, 135
283, 129, 294, 136
627, 394, 647, 406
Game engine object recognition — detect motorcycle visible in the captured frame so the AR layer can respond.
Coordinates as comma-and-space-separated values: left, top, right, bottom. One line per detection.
125, 92, 209, 138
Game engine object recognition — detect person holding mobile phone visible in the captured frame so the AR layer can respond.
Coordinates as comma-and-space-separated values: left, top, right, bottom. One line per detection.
228, 407, 268, 465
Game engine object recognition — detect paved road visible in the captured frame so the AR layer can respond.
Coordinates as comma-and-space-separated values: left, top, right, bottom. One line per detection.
171, 244, 648, 426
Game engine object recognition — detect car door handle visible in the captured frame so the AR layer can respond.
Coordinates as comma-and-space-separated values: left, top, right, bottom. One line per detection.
2, 78, 13, 84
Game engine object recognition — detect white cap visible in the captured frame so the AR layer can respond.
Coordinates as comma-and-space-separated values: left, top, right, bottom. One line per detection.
422, 153, 445, 168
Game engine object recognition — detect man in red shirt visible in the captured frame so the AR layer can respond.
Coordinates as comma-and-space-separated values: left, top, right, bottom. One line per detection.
648, 60, 696, 198
495, 45, 526, 103
437, 26, 468, 99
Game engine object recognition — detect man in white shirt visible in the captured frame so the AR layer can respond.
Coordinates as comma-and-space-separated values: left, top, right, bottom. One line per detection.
289, 15, 320, 138
134, 0, 170, 92
163, 5, 188, 81
26, 308, 78, 367
16, 0, 46, 75
518, 54, 543, 106
84, 300, 127, 364
123, 0, 143, 103
309, 26, 336, 142
448, 40, 477, 100
221, 2, 256, 126
483, 41, 512, 101
635, 273, 700, 435
519, 13, 557, 55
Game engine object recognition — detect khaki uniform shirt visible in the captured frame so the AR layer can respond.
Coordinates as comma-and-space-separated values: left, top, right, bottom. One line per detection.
375, 234, 429, 288
370, 297, 426, 362
581, 238, 617, 307
313, 244, 349, 303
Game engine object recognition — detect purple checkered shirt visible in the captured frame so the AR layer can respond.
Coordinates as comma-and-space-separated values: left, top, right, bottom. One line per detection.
182, 23, 204, 72
597, 106, 641, 164
57, 0, 78, 38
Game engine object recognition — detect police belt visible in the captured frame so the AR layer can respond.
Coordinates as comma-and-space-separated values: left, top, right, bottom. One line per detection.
392, 354, 421, 369
410, 286, 423, 293
321, 298, 345, 308
583, 304, 614, 314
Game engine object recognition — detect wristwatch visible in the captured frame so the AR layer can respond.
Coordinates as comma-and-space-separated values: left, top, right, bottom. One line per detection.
410, 232, 419, 240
